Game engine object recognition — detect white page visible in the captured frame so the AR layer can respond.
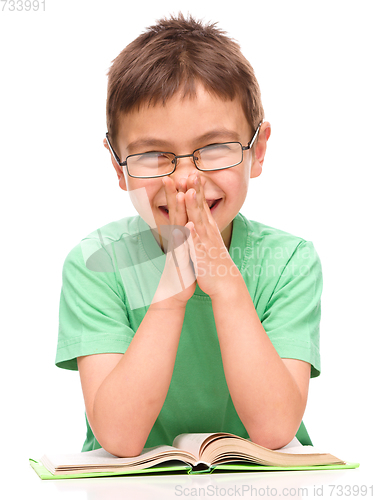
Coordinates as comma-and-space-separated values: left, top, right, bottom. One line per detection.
277, 437, 324, 455
172, 433, 215, 459
43, 445, 177, 467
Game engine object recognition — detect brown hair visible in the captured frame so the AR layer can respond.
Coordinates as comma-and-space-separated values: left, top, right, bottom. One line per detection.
106, 13, 264, 146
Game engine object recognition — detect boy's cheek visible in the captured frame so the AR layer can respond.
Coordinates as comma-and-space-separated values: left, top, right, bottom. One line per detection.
128, 186, 158, 229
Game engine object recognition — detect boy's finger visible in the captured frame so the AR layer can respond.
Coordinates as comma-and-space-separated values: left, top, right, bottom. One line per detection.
185, 188, 207, 238
174, 191, 188, 228
170, 228, 196, 288
185, 222, 198, 275
186, 174, 210, 224
162, 177, 177, 223
163, 177, 189, 228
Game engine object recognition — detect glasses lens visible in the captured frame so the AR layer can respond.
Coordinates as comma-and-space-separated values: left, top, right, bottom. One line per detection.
196, 142, 242, 170
127, 152, 175, 178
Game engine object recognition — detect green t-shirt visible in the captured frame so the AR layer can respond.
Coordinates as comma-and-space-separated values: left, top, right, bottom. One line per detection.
56, 212, 322, 450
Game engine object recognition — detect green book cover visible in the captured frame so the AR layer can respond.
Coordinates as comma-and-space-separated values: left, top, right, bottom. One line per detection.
29, 458, 359, 480
29, 432, 359, 480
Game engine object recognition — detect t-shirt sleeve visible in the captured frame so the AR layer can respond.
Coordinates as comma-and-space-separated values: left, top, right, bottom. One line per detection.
56, 242, 135, 371
260, 240, 322, 377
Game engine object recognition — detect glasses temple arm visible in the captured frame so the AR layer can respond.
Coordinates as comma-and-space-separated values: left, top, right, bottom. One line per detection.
105, 133, 123, 166
245, 122, 262, 150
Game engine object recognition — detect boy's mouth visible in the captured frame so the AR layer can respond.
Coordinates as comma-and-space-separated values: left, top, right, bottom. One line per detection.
158, 199, 222, 218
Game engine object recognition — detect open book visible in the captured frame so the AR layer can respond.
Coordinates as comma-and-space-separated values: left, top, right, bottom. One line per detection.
30, 432, 358, 479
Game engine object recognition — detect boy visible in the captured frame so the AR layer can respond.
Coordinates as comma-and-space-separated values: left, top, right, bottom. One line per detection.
56, 14, 322, 457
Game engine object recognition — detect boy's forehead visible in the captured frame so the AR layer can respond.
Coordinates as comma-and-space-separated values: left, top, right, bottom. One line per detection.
116, 85, 252, 152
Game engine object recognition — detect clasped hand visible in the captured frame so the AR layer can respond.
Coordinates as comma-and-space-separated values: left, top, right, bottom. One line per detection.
153, 173, 240, 307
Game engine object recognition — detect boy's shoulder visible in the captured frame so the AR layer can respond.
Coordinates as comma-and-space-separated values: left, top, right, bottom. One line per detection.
233, 213, 319, 271
234, 213, 309, 250
82, 215, 142, 243
63, 215, 143, 267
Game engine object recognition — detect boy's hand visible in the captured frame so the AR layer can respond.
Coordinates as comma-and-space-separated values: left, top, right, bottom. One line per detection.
158, 173, 240, 302
182, 173, 240, 298
152, 177, 197, 307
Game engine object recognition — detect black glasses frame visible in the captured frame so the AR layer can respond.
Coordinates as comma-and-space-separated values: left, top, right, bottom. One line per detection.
105, 122, 262, 179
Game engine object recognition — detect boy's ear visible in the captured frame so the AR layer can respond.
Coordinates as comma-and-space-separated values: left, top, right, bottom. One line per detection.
250, 122, 271, 179
103, 138, 128, 191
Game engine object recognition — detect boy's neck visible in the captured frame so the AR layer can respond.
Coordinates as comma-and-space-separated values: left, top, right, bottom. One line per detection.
221, 221, 233, 251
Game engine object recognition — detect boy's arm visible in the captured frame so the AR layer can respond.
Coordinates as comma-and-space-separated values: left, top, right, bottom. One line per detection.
211, 282, 311, 450
78, 296, 186, 457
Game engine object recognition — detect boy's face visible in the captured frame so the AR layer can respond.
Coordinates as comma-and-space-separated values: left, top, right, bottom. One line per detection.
108, 83, 267, 249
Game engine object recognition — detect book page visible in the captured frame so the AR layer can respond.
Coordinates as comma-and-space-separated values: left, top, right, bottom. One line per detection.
277, 438, 324, 455
172, 433, 215, 460
278, 437, 302, 450
43, 445, 178, 468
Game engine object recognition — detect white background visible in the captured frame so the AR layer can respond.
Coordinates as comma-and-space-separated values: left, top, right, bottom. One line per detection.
1, 0, 375, 497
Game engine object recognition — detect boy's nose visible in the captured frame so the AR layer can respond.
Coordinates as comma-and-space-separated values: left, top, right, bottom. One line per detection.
168, 156, 198, 190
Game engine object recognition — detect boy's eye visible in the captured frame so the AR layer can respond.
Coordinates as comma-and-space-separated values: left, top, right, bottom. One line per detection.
128, 151, 175, 177
133, 152, 174, 163
200, 143, 232, 156
197, 142, 241, 169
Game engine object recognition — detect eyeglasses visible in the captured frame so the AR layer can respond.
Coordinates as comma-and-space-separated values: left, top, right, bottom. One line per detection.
105, 122, 261, 179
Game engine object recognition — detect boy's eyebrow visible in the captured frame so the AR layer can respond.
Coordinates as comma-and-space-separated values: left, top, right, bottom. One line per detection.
126, 129, 242, 153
